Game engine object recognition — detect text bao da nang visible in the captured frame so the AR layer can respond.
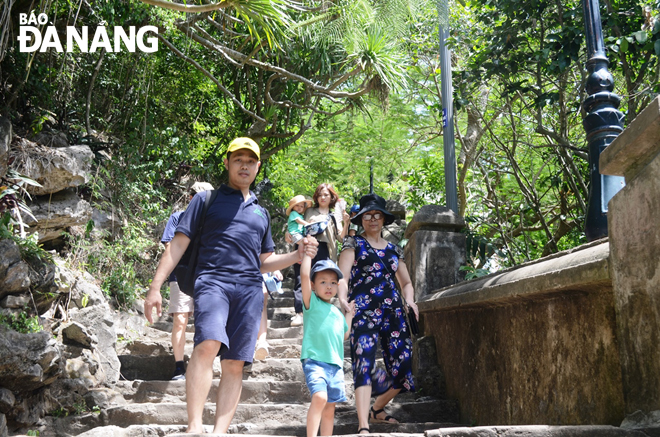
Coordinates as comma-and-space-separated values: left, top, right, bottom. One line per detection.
18, 13, 158, 53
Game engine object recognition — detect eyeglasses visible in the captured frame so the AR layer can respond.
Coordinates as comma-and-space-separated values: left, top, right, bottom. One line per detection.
363, 213, 383, 221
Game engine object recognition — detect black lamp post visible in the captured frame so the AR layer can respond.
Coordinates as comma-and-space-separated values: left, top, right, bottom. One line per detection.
581, 0, 626, 241
370, 159, 374, 194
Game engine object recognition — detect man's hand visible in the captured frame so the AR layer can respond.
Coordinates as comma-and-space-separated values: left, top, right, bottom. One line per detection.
285, 231, 293, 244
145, 232, 190, 324
274, 270, 284, 281
301, 235, 319, 259
144, 284, 163, 324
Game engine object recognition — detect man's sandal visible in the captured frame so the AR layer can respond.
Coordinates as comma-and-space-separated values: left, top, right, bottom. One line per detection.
358, 427, 370, 434
370, 406, 399, 424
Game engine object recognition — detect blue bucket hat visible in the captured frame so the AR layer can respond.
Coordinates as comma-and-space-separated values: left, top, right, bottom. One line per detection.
310, 259, 343, 281
351, 193, 396, 226
349, 204, 360, 214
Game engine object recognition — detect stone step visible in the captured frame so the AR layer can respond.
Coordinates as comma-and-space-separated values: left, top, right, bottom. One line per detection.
124, 380, 310, 404
150, 320, 196, 333
122, 322, 301, 354
119, 340, 307, 381
267, 325, 303, 340
243, 358, 306, 381
119, 355, 178, 381
70, 422, 451, 436
120, 343, 379, 382
120, 380, 448, 412
64, 398, 457, 431
59, 423, 660, 437
268, 306, 297, 320
149, 316, 298, 334
269, 318, 296, 329
269, 296, 295, 308
237, 422, 455, 436
253, 342, 302, 360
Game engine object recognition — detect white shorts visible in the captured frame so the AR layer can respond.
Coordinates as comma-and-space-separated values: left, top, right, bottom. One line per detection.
168, 281, 194, 315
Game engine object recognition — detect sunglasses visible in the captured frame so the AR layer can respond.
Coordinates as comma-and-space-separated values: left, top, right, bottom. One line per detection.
363, 213, 383, 221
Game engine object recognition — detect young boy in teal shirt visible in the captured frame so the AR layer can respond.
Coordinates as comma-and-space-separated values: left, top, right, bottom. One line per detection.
300, 241, 354, 437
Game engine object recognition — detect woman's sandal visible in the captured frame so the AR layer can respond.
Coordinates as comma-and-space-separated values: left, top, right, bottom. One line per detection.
357, 427, 370, 434
369, 406, 399, 424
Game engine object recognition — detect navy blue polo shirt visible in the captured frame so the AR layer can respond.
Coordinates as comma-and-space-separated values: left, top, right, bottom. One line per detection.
161, 211, 184, 283
175, 184, 275, 286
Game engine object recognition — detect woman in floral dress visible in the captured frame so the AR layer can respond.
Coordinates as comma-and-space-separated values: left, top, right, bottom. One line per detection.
337, 193, 419, 435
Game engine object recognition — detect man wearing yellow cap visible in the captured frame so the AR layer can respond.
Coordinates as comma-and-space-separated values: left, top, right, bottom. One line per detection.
145, 137, 318, 434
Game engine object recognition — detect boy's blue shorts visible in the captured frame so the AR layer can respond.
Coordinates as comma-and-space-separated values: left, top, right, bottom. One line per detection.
193, 275, 263, 363
302, 358, 347, 403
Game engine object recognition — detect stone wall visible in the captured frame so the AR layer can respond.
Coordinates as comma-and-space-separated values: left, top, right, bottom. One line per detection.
411, 96, 660, 428
417, 241, 624, 426
404, 205, 466, 301
601, 96, 660, 415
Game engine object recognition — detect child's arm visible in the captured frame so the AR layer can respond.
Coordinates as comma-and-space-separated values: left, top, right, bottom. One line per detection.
343, 301, 355, 340
295, 217, 311, 226
300, 236, 316, 311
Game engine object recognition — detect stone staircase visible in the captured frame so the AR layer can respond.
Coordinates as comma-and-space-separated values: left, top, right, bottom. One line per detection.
41, 285, 460, 436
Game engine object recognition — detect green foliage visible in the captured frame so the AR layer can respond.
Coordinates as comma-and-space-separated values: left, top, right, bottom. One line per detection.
68, 220, 160, 309
49, 407, 68, 418
0, 311, 43, 334
0, 169, 42, 226
2, 0, 658, 288
73, 402, 88, 415
265, 95, 428, 209
405, 149, 446, 213
26, 431, 40, 437
48, 396, 97, 417
459, 265, 490, 280
0, 213, 53, 264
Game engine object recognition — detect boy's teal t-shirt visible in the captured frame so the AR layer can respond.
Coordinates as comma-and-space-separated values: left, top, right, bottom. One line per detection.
288, 210, 304, 235
301, 292, 348, 367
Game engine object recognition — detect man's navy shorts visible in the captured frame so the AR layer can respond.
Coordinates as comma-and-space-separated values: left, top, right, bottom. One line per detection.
193, 275, 264, 363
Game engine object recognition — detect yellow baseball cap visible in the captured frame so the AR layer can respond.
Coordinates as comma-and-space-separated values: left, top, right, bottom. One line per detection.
227, 137, 260, 160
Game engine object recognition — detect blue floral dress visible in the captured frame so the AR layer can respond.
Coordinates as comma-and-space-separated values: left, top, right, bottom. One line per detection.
342, 235, 415, 393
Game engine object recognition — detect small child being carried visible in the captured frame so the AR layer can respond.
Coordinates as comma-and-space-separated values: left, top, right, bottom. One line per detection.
287, 195, 313, 244
300, 238, 354, 437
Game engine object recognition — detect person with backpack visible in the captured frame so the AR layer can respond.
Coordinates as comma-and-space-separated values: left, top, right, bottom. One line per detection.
160, 181, 214, 381
144, 137, 318, 435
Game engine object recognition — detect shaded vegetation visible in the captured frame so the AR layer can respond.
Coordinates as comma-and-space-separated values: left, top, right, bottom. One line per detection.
0, 0, 659, 306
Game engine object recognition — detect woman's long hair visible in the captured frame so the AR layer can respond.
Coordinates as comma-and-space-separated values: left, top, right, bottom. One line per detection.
312, 183, 339, 209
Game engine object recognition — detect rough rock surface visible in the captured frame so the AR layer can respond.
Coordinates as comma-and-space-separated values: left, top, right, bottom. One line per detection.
0, 117, 11, 178
603, 97, 660, 415
10, 140, 94, 196
66, 302, 121, 385
34, 131, 70, 149
0, 328, 64, 394
90, 206, 121, 238
621, 410, 660, 430
0, 239, 31, 299
25, 188, 92, 242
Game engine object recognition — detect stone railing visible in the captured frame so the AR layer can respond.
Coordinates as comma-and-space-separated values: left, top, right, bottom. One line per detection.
410, 95, 660, 427
416, 239, 621, 426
